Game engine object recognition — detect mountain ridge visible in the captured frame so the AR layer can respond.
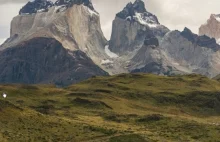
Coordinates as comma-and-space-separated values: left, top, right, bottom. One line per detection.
1, 0, 220, 85
1, 1, 220, 141
199, 14, 220, 42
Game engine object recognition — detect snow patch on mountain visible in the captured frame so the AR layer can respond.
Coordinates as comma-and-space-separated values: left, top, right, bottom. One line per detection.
101, 59, 114, 65
20, 0, 96, 15
55, 5, 67, 12
134, 12, 158, 28
19, 0, 54, 15
37, 9, 46, 13
84, 6, 98, 16
105, 45, 118, 58
214, 14, 220, 22
217, 39, 220, 45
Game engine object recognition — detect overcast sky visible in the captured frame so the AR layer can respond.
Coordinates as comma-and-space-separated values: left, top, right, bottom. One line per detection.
1, 0, 220, 44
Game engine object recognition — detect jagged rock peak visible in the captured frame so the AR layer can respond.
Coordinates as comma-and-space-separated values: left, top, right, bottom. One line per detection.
19, 0, 95, 15
181, 27, 220, 51
210, 14, 220, 21
55, 0, 94, 11
19, 0, 54, 15
116, 0, 159, 27
199, 14, 220, 42
133, 0, 147, 13
180, 27, 197, 42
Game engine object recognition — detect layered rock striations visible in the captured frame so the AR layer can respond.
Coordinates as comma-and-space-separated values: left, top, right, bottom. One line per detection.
3, 0, 107, 64
1, 0, 220, 86
3, 0, 123, 72
108, 0, 220, 77
0, 0, 111, 85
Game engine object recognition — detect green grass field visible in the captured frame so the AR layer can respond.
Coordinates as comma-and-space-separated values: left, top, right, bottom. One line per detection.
0, 73, 220, 142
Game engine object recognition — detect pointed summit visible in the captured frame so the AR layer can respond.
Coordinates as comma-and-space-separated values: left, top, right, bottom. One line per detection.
19, 0, 54, 15
181, 27, 220, 51
116, 0, 159, 27
199, 14, 220, 42
180, 27, 196, 42
133, 0, 147, 13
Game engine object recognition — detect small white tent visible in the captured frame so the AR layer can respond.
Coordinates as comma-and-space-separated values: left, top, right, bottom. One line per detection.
3, 93, 7, 98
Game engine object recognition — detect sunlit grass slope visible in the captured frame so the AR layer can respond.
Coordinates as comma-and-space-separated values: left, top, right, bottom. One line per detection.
0, 73, 220, 142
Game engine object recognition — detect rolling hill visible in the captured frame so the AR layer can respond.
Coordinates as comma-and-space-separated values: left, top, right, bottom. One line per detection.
0, 73, 220, 141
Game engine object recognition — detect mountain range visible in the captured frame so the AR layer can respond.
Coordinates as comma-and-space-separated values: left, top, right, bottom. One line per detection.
1, 1, 220, 141
1, 0, 220, 86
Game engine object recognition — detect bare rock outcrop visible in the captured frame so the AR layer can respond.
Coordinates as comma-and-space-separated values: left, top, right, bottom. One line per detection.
1, 0, 220, 86
2, 0, 108, 69
109, 0, 220, 77
199, 14, 220, 42
109, 0, 169, 55
1, 0, 123, 75
161, 28, 220, 77
0, 37, 108, 86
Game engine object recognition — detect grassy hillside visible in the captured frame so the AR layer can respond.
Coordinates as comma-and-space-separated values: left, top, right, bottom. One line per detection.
0, 73, 220, 142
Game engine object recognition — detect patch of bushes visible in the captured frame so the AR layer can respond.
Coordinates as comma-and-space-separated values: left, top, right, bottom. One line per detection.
31, 104, 55, 115
0, 100, 23, 111
72, 98, 112, 109
94, 89, 112, 94
109, 134, 148, 142
103, 113, 138, 123
137, 114, 165, 123
41, 100, 57, 104
67, 92, 92, 97
83, 125, 117, 135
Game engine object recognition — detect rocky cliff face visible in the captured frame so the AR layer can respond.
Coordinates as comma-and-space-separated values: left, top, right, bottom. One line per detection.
19, 0, 54, 14
1, 0, 220, 85
161, 28, 220, 77
1, 0, 122, 74
199, 14, 220, 42
109, 0, 169, 55
3, 0, 108, 67
55, 0, 95, 11
127, 27, 220, 77
0, 0, 113, 85
108, 0, 220, 77
0, 37, 107, 86
182, 28, 220, 51
108, 0, 180, 75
